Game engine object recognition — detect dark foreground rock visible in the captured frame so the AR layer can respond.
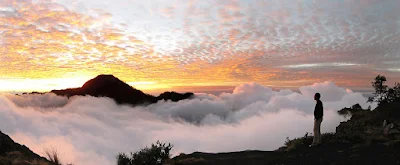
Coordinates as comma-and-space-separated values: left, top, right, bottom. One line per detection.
170, 142, 400, 165
336, 101, 400, 140
51, 74, 194, 106
0, 131, 51, 165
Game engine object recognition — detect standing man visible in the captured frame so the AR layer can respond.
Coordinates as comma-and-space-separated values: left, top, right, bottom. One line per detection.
310, 93, 323, 147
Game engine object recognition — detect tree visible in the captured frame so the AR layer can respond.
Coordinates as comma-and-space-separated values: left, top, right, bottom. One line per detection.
368, 75, 400, 104
393, 82, 400, 100
368, 75, 388, 104
387, 88, 396, 103
117, 141, 173, 165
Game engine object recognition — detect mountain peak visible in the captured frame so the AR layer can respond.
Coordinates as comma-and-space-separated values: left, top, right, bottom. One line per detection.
81, 74, 126, 91
91, 74, 119, 81
51, 74, 194, 106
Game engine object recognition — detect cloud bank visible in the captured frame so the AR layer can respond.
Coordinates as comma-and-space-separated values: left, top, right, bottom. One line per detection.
0, 82, 375, 165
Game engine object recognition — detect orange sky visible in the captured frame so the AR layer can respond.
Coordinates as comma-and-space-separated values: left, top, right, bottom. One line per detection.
1, 0, 399, 93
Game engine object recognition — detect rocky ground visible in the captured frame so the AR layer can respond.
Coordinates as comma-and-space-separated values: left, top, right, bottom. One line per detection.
170, 143, 400, 165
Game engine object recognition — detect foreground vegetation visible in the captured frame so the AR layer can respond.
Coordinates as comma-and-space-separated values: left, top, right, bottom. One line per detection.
117, 141, 173, 165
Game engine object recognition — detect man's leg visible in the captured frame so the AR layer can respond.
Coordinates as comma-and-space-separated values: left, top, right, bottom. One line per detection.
316, 118, 322, 144
312, 119, 318, 145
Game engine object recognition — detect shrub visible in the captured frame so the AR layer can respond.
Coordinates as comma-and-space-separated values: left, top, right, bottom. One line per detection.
284, 133, 337, 151
284, 132, 313, 151
117, 141, 173, 165
44, 148, 73, 165
45, 148, 61, 165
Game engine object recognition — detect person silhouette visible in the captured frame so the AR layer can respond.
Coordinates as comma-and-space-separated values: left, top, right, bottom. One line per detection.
310, 93, 323, 147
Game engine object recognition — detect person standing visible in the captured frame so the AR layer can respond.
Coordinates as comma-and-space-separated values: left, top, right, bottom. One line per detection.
310, 93, 323, 147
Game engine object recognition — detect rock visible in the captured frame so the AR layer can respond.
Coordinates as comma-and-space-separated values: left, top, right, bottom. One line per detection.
383, 120, 400, 135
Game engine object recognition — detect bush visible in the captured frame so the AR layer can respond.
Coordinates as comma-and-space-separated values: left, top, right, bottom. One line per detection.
45, 148, 61, 165
284, 133, 337, 151
284, 132, 313, 151
44, 148, 74, 165
117, 141, 173, 165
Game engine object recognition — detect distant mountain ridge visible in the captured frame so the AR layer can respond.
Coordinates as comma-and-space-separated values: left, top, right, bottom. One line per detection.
50, 74, 194, 106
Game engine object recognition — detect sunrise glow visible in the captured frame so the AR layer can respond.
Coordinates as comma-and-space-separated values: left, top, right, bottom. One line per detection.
1, 0, 400, 92
0, 76, 90, 92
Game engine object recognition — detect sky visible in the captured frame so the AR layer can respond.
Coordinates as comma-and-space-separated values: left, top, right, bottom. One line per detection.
1, 0, 400, 93
0, 1, 390, 164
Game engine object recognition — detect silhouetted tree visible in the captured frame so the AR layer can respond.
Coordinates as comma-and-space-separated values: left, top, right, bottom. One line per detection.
117, 141, 173, 165
368, 75, 400, 104
368, 75, 388, 104
394, 82, 400, 100
117, 153, 131, 165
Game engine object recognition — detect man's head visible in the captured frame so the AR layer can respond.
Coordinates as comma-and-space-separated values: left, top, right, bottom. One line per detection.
314, 93, 321, 100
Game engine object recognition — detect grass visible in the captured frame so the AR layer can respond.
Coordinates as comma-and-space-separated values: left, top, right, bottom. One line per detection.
44, 148, 61, 165
283, 130, 396, 152
44, 148, 73, 165
284, 132, 341, 151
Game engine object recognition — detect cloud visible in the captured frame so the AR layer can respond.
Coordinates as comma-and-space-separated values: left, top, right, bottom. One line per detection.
5, 93, 68, 108
0, 82, 375, 165
280, 63, 360, 69
2, 0, 400, 90
299, 81, 350, 102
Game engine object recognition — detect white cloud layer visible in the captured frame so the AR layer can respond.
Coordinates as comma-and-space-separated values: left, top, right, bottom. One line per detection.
0, 82, 375, 165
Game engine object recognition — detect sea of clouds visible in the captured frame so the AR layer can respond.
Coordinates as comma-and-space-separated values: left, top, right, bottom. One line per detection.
0, 81, 375, 165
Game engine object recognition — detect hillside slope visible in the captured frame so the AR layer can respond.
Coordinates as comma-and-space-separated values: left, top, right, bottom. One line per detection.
0, 131, 51, 165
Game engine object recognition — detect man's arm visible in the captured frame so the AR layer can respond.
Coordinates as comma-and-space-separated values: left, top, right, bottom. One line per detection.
314, 101, 323, 119
320, 101, 323, 117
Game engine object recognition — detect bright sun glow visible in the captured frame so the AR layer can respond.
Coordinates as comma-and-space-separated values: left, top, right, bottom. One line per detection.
0, 77, 91, 92
0, 78, 173, 93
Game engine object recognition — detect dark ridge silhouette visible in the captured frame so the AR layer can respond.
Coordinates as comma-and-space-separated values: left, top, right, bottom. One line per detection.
336, 101, 400, 136
337, 103, 366, 117
0, 130, 51, 164
157, 92, 195, 102
21, 91, 45, 95
50, 74, 194, 106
